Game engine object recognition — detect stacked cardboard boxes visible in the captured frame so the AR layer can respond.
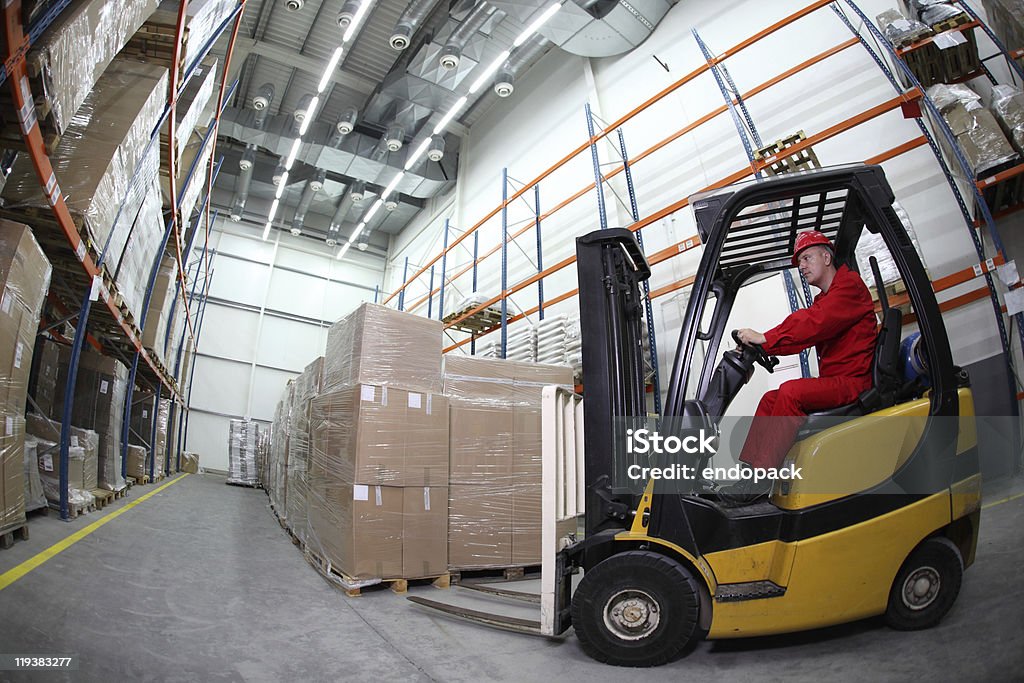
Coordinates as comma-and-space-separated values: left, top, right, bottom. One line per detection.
980, 0, 1023, 54
125, 444, 150, 481
181, 451, 199, 474
142, 257, 180, 366
286, 357, 325, 545
25, 412, 99, 494
309, 303, 448, 580
0, 221, 52, 530
130, 392, 166, 481
268, 384, 293, 504
444, 356, 574, 569
227, 419, 259, 486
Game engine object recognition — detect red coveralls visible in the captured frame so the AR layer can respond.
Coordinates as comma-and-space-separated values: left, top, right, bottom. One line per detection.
739, 264, 877, 469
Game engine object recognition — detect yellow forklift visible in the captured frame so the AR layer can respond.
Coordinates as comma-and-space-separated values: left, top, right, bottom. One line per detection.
410, 165, 981, 667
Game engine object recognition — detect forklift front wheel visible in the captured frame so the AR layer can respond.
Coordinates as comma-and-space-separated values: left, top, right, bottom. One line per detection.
571, 551, 700, 667
885, 536, 963, 631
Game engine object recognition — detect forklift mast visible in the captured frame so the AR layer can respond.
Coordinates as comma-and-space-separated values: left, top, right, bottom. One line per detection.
575, 228, 652, 536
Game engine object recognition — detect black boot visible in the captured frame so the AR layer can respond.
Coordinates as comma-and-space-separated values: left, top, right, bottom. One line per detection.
717, 468, 772, 507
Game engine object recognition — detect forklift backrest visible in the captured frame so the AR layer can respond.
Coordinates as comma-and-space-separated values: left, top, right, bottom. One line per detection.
870, 305, 904, 409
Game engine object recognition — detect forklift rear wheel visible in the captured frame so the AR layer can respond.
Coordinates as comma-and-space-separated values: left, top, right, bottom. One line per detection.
885, 536, 963, 631
571, 551, 700, 667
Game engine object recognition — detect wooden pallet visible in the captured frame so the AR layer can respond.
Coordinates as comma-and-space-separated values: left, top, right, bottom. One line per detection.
930, 12, 971, 34
443, 304, 504, 335
89, 489, 114, 510
129, 474, 151, 486
754, 131, 821, 177
302, 548, 449, 597
449, 565, 540, 585
48, 498, 96, 519
0, 521, 29, 549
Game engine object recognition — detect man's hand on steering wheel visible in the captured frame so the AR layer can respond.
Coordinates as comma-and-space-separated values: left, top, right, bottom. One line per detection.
731, 329, 779, 374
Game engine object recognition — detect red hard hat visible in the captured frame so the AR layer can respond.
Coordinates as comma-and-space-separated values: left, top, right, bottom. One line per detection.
792, 230, 833, 266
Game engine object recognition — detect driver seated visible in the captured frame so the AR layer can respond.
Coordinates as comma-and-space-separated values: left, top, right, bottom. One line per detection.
720, 230, 877, 506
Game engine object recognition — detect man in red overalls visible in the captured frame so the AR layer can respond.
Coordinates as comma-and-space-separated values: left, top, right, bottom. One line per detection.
719, 230, 877, 505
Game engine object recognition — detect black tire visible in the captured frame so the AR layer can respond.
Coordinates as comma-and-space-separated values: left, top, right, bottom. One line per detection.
885, 536, 963, 631
571, 551, 700, 667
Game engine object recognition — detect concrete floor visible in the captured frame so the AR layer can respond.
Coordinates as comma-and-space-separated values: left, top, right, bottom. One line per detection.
0, 472, 1022, 683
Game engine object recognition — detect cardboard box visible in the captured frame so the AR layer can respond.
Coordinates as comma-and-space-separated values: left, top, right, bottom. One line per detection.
448, 484, 513, 569
448, 401, 514, 484
181, 451, 199, 474
286, 357, 325, 536
511, 484, 579, 566
25, 412, 98, 491
307, 482, 403, 580
126, 444, 148, 480
310, 385, 448, 487
943, 103, 1018, 177
403, 486, 448, 578
323, 303, 443, 394
1, 416, 25, 528
141, 257, 178, 360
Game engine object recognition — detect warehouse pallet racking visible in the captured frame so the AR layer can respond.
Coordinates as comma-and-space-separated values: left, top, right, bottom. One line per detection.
2, 0, 242, 518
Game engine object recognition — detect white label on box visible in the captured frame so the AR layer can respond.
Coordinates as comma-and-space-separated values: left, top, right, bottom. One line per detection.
14, 342, 23, 369
100, 380, 109, 395
998, 261, 1020, 287
1, 290, 11, 314
90, 275, 102, 302
934, 32, 966, 50
381, 387, 388, 407
143, 410, 148, 418
426, 395, 433, 415
5, 416, 12, 433
1005, 288, 1024, 317
361, 385, 375, 402
42, 452, 53, 472
423, 487, 431, 511
375, 486, 383, 506
408, 393, 421, 409
71, 435, 78, 447
353, 484, 369, 501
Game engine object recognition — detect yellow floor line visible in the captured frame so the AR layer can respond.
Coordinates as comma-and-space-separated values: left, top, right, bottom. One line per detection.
0, 473, 189, 592
982, 490, 1024, 510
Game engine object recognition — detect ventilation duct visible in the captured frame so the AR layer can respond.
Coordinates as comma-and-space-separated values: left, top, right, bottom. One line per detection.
292, 178, 318, 235
493, 35, 550, 98
390, 0, 444, 50
252, 82, 275, 116
337, 0, 360, 28
310, 168, 326, 192
327, 186, 358, 245
349, 181, 366, 203
285, 0, 303, 11
229, 145, 257, 221
427, 136, 445, 162
294, 93, 315, 125
488, 0, 675, 57
440, 2, 496, 70
272, 160, 287, 185
383, 123, 404, 152
336, 106, 358, 136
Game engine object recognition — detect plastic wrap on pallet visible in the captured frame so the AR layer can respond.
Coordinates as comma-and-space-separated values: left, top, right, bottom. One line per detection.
23, 439, 47, 512
323, 303, 443, 394
0, 221, 51, 529
856, 201, 925, 287
142, 257, 178, 364
25, 412, 99, 491
286, 357, 324, 544
125, 443, 149, 481
2, 60, 167, 267
27, 0, 160, 135
980, 0, 1024, 52
876, 9, 933, 47
177, 131, 215, 233
903, 0, 963, 25
155, 398, 171, 473
115, 177, 166, 320
269, 383, 293, 505
447, 484, 515, 569
31, 435, 94, 510
991, 85, 1024, 156
927, 83, 982, 113
173, 58, 218, 160
143, 0, 237, 76
309, 385, 449, 487
65, 349, 127, 491
181, 451, 199, 474
228, 418, 259, 486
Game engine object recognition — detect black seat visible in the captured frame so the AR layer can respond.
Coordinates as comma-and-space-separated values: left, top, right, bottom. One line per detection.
797, 305, 903, 439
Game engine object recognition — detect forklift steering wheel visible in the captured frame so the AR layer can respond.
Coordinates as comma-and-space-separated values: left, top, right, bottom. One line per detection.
731, 330, 779, 374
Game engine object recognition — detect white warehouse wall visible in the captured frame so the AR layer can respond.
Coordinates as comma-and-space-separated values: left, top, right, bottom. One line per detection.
387, 0, 1023, 408
184, 217, 384, 471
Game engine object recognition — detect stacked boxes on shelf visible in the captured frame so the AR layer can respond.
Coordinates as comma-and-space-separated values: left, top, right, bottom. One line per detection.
0, 221, 52, 530
130, 391, 167, 481
309, 303, 448, 580
227, 419, 259, 486
537, 315, 583, 379
125, 444, 149, 481
286, 357, 324, 547
24, 0, 159, 136
444, 356, 574, 569
1, 59, 168, 323
142, 257, 180, 367
268, 383, 293, 507
32, 341, 129, 491
980, 0, 1023, 54
877, 4, 980, 87
25, 412, 98, 507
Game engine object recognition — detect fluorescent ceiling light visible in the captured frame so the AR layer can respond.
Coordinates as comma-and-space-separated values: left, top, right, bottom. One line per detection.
364, 198, 384, 222
343, 0, 373, 42
262, 222, 272, 240
381, 172, 405, 199
285, 138, 301, 170
318, 47, 344, 92
514, 2, 562, 47
350, 221, 366, 241
298, 96, 320, 136
433, 96, 468, 135
469, 50, 511, 94
337, 241, 352, 259
268, 198, 280, 223
404, 137, 433, 170
275, 172, 289, 198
